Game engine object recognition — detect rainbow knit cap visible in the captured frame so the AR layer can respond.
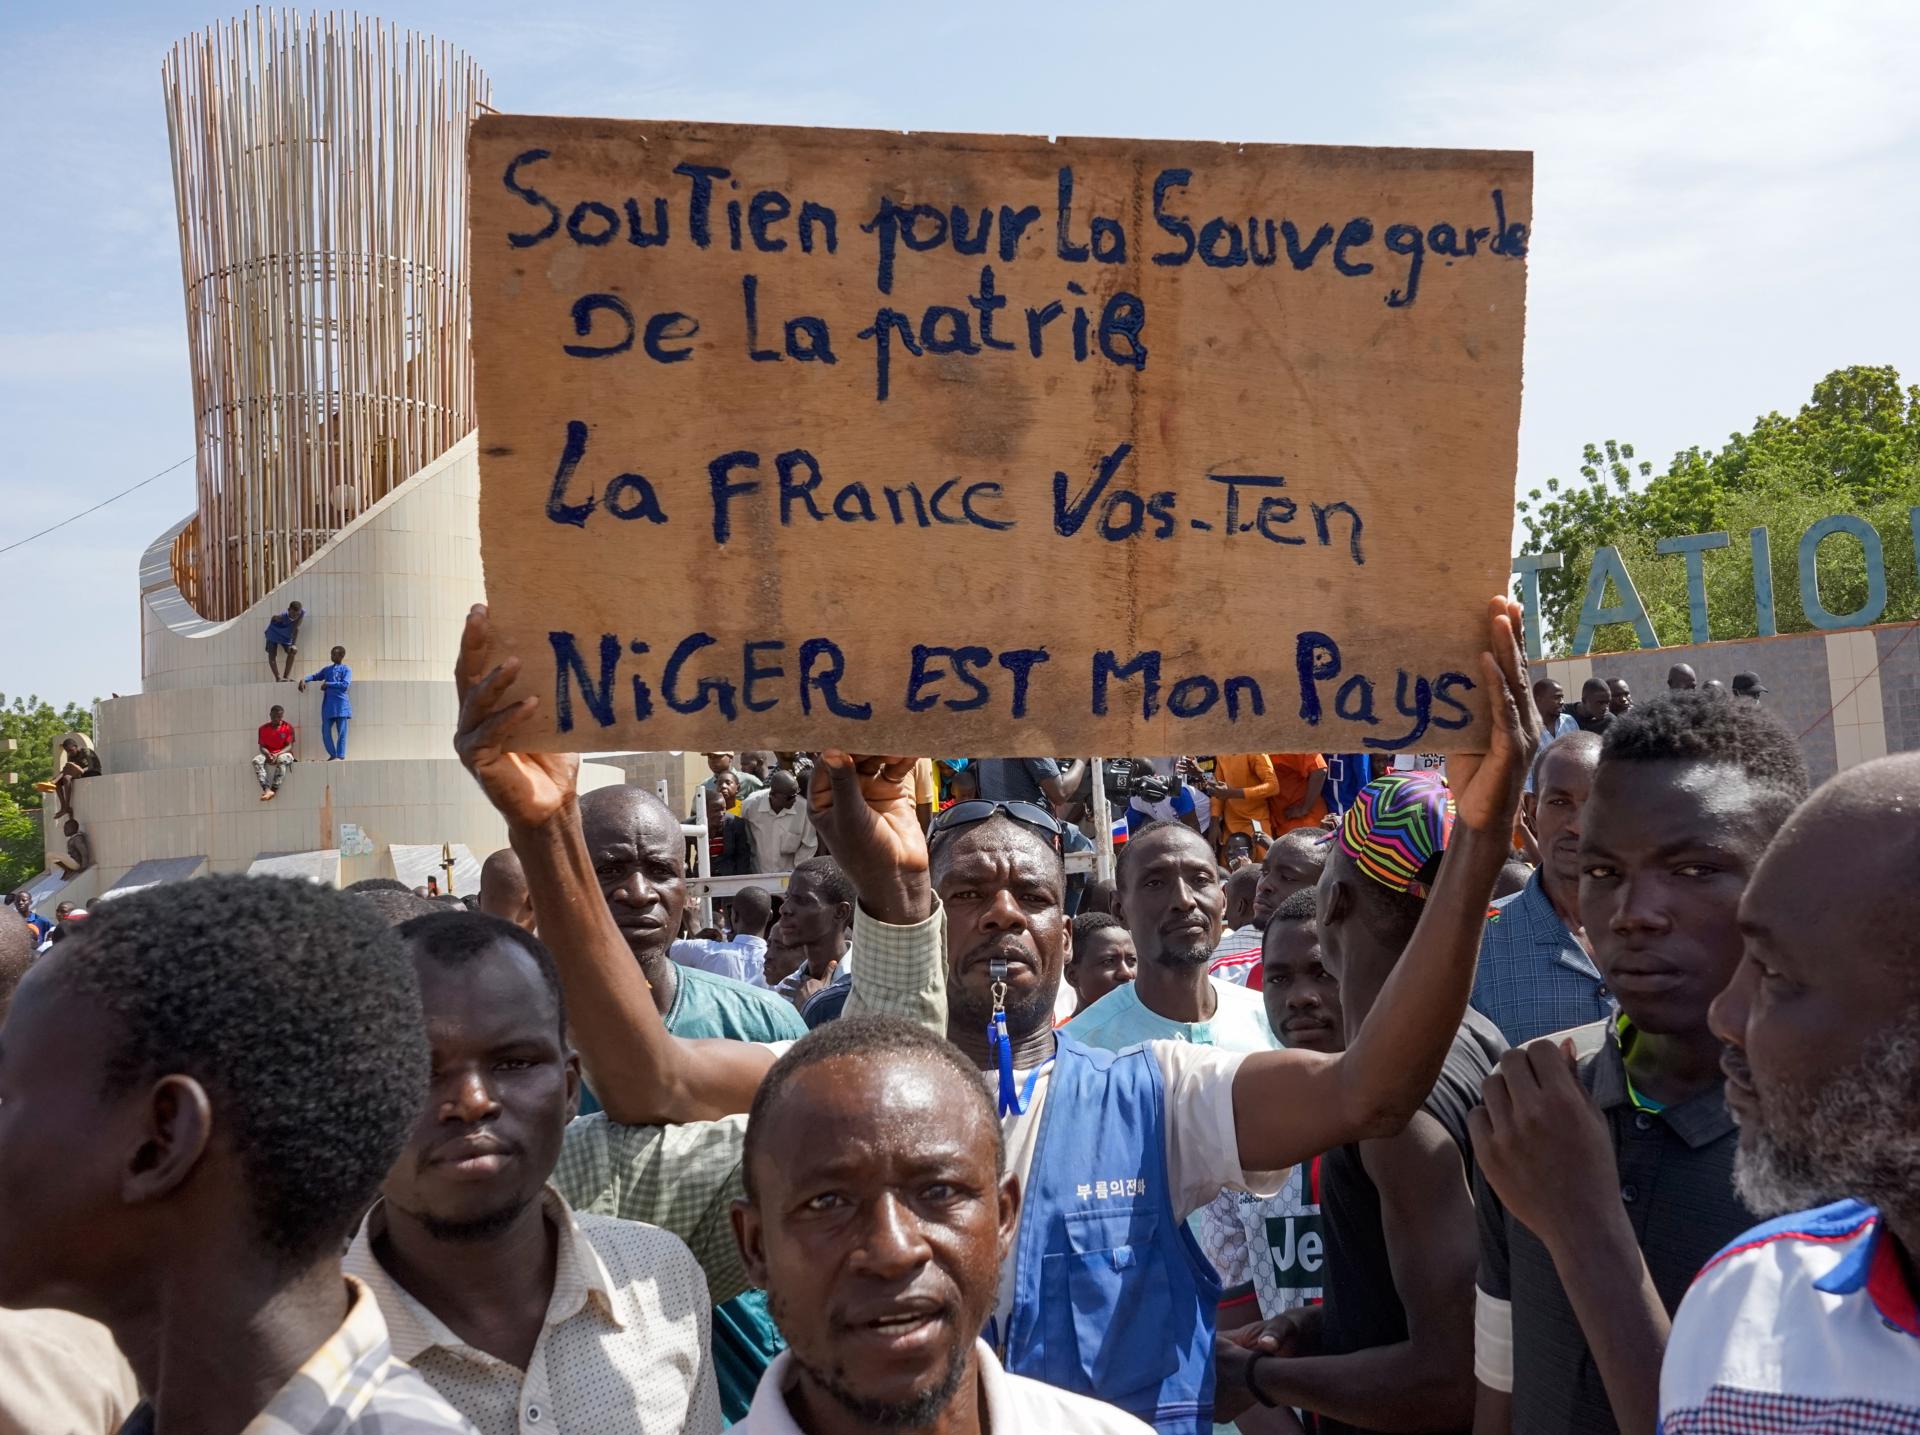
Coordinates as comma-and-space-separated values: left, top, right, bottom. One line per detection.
1334, 770, 1457, 898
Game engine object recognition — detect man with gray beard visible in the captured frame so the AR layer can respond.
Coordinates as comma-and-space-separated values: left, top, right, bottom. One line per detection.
1661, 752, 1920, 1432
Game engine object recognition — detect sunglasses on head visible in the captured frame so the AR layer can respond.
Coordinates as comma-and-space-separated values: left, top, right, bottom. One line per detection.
927, 799, 1064, 853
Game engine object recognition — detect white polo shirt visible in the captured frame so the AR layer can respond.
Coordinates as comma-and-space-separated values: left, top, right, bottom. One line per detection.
1660, 1198, 1920, 1432
735, 1340, 1151, 1432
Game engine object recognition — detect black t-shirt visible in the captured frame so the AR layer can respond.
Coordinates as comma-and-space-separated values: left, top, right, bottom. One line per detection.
1574, 707, 1614, 736
1315, 1010, 1507, 1435
1475, 1020, 1753, 1435
973, 757, 1061, 809
714, 815, 753, 876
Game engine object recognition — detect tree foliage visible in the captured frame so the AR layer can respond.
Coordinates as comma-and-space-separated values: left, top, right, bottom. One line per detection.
0, 694, 96, 891
0, 791, 42, 896
1517, 366, 1920, 653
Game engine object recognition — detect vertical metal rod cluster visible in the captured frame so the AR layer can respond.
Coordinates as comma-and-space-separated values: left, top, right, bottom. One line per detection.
161, 10, 490, 619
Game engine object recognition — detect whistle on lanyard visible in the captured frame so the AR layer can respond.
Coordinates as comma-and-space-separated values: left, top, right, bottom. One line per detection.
987, 957, 1030, 1116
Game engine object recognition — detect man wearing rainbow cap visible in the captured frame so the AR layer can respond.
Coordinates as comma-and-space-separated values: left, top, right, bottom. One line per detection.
1228, 772, 1507, 1434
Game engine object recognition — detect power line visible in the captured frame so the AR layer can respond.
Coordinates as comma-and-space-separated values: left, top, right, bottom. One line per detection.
1800, 621, 1917, 738
0, 455, 195, 557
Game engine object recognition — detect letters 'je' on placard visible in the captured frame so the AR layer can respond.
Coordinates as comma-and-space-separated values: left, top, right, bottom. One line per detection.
470, 115, 1530, 756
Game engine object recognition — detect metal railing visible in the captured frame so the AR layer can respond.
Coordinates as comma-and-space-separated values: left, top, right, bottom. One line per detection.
169, 515, 205, 616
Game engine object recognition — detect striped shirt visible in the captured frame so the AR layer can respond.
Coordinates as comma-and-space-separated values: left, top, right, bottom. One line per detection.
1208, 924, 1265, 987
116, 1278, 476, 1434
1661, 1199, 1920, 1433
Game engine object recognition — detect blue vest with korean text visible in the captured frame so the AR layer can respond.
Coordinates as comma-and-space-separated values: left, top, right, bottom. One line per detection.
1003, 1030, 1222, 1434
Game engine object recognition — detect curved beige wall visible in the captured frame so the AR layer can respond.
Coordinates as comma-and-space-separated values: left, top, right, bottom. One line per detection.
139, 438, 491, 696
49, 436, 623, 892
97, 681, 464, 772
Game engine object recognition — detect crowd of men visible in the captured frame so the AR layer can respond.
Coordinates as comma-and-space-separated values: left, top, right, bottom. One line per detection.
2, 602, 1913, 1435
1524, 662, 1770, 748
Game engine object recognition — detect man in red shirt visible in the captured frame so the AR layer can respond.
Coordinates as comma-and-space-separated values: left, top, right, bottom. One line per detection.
253, 704, 297, 801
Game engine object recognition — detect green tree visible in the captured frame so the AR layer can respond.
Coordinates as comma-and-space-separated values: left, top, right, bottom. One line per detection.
1516, 367, 1920, 653
0, 789, 44, 895
0, 693, 97, 814
1713, 366, 1920, 498
1516, 439, 1652, 637
0, 694, 98, 892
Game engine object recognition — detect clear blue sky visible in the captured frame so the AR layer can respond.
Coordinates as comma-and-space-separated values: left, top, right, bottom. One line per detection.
4, 0, 1918, 709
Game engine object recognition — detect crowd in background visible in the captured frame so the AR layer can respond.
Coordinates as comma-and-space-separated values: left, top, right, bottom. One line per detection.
2, 605, 1913, 1435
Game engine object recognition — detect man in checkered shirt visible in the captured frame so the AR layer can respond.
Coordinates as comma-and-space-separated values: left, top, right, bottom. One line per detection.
1471, 732, 1611, 1045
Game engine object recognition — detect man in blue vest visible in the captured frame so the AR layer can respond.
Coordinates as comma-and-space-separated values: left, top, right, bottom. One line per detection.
818, 599, 1539, 1431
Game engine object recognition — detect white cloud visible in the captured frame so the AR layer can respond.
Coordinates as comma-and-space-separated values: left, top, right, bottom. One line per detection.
1406, 2, 1920, 275
1397, 0, 1920, 497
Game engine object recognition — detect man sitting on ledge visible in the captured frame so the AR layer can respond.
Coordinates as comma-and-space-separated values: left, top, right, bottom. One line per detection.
253, 703, 297, 801
35, 735, 100, 821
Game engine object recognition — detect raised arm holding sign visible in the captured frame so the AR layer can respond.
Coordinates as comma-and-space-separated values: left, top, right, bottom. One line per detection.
453, 605, 774, 1125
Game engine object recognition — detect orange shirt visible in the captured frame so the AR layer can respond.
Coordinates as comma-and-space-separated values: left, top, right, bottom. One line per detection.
1266, 752, 1330, 835
1209, 753, 1279, 838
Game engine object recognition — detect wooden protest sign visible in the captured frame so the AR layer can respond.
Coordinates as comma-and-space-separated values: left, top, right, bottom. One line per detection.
471, 115, 1530, 755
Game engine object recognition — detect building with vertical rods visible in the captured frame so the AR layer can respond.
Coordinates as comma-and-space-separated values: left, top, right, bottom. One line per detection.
26, 12, 649, 905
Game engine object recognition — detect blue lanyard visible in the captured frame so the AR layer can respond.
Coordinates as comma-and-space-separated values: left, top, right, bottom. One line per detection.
988, 1011, 1048, 1117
